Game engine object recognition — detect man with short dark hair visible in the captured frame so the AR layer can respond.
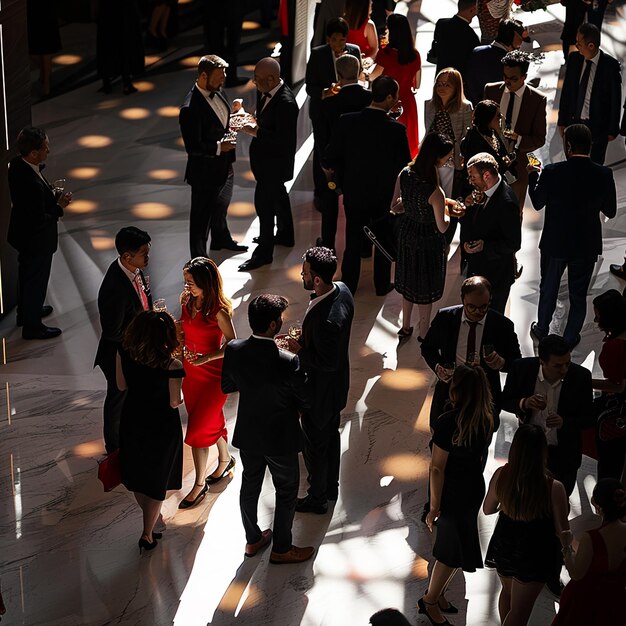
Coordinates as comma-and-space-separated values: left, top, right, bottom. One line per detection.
558, 23, 622, 164
324, 75, 411, 295
286, 247, 354, 513
95, 226, 152, 453
502, 335, 593, 496
8, 126, 72, 340
528, 124, 616, 349
221, 294, 314, 564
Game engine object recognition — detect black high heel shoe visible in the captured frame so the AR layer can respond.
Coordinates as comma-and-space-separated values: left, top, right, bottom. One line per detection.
417, 597, 451, 626
138, 537, 158, 554
152, 532, 163, 540
438, 596, 458, 614
206, 456, 236, 485
178, 482, 208, 509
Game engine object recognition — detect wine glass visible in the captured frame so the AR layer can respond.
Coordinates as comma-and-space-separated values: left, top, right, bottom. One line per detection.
52, 178, 66, 199
482, 344, 495, 358
389, 101, 403, 120
153, 298, 167, 312
527, 152, 541, 168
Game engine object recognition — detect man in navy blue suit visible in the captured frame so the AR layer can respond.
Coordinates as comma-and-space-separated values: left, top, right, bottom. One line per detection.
528, 124, 616, 348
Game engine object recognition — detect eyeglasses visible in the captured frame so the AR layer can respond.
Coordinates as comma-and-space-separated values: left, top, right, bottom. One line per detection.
464, 303, 489, 313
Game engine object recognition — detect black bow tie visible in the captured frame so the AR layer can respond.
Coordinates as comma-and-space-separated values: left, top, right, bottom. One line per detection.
39, 163, 46, 171
209, 91, 217, 99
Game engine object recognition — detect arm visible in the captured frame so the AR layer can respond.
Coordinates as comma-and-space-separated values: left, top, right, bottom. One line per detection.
289, 355, 310, 412
429, 186, 449, 234
426, 443, 449, 530
8, 169, 62, 233
607, 59, 622, 138
296, 320, 343, 372
562, 531, 594, 581
420, 312, 445, 373
424, 101, 435, 135
593, 340, 626, 393
115, 352, 127, 391
305, 50, 325, 100
220, 345, 238, 394
500, 360, 530, 418
483, 466, 503, 515
527, 168, 546, 211
517, 94, 547, 154
98, 283, 131, 343
365, 20, 379, 59
414, 69, 422, 90
192, 309, 236, 365
179, 104, 219, 158
482, 196, 521, 259
390, 173, 403, 213
256, 98, 299, 148
551, 479, 570, 538
600, 168, 617, 219
168, 358, 184, 408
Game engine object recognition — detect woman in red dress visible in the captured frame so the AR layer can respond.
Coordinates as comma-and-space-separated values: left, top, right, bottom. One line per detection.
178, 257, 236, 509
345, 0, 379, 59
374, 13, 421, 157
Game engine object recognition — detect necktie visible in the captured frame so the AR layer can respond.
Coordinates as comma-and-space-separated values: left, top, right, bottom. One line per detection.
133, 273, 150, 311
466, 321, 478, 364
575, 59, 593, 120
504, 91, 515, 130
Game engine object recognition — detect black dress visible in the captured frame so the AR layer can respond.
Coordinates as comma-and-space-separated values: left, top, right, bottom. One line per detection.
119, 351, 184, 501
394, 168, 446, 304
432, 409, 490, 572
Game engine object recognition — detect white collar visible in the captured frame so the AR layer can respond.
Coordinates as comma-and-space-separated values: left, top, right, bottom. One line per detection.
117, 258, 141, 281
506, 83, 526, 98
538, 366, 563, 387
252, 334, 276, 342
461, 309, 486, 326
196, 83, 224, 101
484, 175, 502, 198
266, 79, 284, 100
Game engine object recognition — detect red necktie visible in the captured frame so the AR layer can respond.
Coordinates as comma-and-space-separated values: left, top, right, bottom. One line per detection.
133, 273, 149, 311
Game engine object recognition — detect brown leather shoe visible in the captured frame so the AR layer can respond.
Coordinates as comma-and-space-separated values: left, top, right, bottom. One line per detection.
269, 545, 315, 564
244, 529, 273, 557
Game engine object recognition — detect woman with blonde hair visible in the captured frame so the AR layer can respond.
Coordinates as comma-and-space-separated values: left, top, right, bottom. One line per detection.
178, 257, 237, 509
484, 424, 570, 626
420, 365, 494, 625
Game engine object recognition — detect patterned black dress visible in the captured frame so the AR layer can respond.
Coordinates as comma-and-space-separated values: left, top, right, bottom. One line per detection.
394, 168, 446, 304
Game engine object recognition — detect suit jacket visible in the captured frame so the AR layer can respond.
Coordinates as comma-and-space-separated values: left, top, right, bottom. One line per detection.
179, 84, 235, 188
430, 15, 480, 80
421, 305, 522, 425
94, 260, 152, 371
460, 178, 521, 289
466, 43, 507, 105
528, 156, 616, 261
557, 50, 622, 139
7, 157, 63, 256
305, 43, 361, 121
424, 100, 473, 170
297, 282, 354, 427
221, 337, 308, 456
249, 82, 299, 183
501, 357, 593, 470
323, 107, 411, 212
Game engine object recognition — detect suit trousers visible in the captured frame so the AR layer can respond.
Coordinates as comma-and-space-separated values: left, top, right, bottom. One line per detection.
239, 449, 299, 553
547, 445, 578, 497
17, 252, 53, 331
98, 356, 126, 453
253, 178, 294, 260
490, 283, 512, 315
342, 202, 391, 294
312, 120, 328, 197
204, 4, 243, 75
189, 164, 233, 258
301, 411, 341, 503
536, 254, 595, 345
319, 189, 339, 250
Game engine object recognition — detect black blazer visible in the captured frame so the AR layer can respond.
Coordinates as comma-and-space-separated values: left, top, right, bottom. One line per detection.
221, 337, 308, 456
324, 107, 411, 211
557, 50, 622, 139
179, 84, 235, 188
528, 156, 616, 261
465, 44, 507, 105
297, 282, 354, 427
430, 15, 480, 80
94, 261, 152, 370
501, 357, 593, 470
460, 179, 521, 289
249, 83, 299, 183
7, 157, 63, 256
421, 305, 522, 424
305, 43, 361, 121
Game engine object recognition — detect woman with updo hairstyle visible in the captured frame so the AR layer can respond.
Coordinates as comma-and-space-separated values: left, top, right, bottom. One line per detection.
177, 257, 236, 509
553, 478, 626, 625
117, 311, 184, 552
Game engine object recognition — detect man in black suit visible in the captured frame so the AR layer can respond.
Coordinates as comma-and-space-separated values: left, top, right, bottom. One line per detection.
557, 23, 622, 164
306, 17, 361, 206
429, 0, 479, 84
221, 294, 314, 564
528, 124, 616, 349
421, 276, 521, 430
179, 55, 247, 258
461, 152, 521, 313
502, 335, 593, 496
8, 126, 72, 340
95, 227, 152, 453
465, 18, 526, 105
317, 54, 372, 250
286, 247, 354, 514
239, 57, 299, 272
324, 76, 411, 295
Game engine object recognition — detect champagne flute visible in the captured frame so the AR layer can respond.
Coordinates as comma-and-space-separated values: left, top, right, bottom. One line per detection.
527, 152, 541, 168
288, 321, 302, 340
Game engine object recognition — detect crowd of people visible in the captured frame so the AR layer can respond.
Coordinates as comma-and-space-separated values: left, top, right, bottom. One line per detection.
6, 0, 626, 624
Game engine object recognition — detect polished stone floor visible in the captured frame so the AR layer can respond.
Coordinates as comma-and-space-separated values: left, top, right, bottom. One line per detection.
1, 1, 625, 624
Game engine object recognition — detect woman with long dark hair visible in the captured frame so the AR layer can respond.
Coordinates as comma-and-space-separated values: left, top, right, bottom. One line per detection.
177, 257, 237, 509
484, 424, 570, 626
344, 0, 379, 59
420, 365, 494, 625
394, 133, 452, 340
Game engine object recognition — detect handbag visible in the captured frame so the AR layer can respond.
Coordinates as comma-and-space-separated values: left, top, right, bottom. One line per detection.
97, 449, 122, 491
597, 396, 626, 442
363, 211, 404, 263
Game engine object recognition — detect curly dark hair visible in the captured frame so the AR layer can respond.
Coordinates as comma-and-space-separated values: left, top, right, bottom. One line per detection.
303, 247, 337, 284
123, 311, 178, 369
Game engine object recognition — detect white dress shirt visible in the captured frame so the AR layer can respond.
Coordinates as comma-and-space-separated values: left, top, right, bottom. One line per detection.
579, 51, 600, 121
303, 284, 336, 321
527, 368, 563, 446
500, 83, 526, 149
455, 310, 486, 366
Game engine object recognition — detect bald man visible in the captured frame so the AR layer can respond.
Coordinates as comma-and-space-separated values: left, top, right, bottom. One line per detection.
239, 58, 299, 271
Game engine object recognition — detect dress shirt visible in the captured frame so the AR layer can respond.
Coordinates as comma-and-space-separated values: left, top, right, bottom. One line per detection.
303, 284, 337, 320
259, 79, 284, 114
24, 159, 47, 183
579, 52, 600, 121
500, 83, 526, 149
455, 310, 486, 366
483, 175, 502, 205
117, 258, 149, 310
196, 83, 229, 156
252, 334, 278, 342
525, 368, 563, 446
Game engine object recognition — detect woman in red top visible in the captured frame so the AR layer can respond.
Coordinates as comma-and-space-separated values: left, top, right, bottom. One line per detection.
345, 0, 378, 59
374, 13, 421, 157
177, 257, 237, 509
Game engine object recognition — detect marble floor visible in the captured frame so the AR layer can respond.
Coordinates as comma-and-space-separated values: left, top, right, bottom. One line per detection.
1, 1, 625, 624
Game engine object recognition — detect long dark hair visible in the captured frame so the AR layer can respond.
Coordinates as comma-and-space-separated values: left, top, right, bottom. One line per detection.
593, 289, 626, 338
385, 14, 417, 65
123, 311, 178, 369
182, 257, 232, 318
344, 0, 370, 30
410, 132, 454, 185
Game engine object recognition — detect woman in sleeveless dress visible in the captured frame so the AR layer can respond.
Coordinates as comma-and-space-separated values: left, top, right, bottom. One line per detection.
177, 257, 237, 509
117, 311, 184, 552
484, 424, 570, 626
344, 0, 378, 59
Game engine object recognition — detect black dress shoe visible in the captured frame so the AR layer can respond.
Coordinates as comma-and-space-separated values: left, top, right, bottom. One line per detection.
225, 77, 249, 87
17, 305, 53, 327
375, 283, 395, 297
610, 264, 626, 280
22, 325, 62, 340
210, 240, 248, 252
238, 257, 272, 272
295, 496, 328, 514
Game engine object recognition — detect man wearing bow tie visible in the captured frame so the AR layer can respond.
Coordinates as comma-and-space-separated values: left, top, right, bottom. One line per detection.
179, 55, 247, 258
238, 57, 299, 272
8, 126, 72, 340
